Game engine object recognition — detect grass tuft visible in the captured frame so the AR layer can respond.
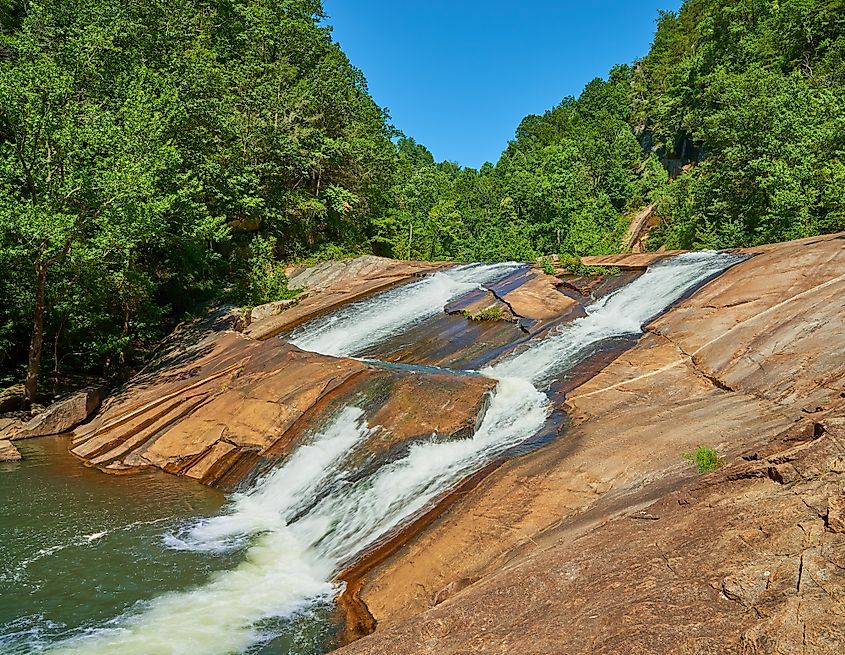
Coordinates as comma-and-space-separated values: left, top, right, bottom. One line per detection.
683, 446, 725, 473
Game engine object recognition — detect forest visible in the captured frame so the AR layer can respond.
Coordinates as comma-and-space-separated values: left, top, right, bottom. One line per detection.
1, 0, 844, 400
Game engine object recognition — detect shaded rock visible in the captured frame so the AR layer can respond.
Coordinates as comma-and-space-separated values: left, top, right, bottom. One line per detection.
248, 298, 300, 323
10, 387, 105, 440
0, 384, 24, 413
0, 439, 21, 462
447, 291, 514, 323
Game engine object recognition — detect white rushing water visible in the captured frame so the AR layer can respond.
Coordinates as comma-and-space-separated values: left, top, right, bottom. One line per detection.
287, 262, 521, 357
49, 251, 742, 655
489, 251, 745, 385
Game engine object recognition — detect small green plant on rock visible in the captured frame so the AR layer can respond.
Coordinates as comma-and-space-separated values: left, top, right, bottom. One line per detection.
463, 306, 505, 322
540, 258, 556, 275
558, 253, 620, 277
683, 446, 724, 473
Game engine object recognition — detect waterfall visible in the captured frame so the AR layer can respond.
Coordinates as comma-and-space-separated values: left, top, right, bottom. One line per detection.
488, 251, 745, 385
48, 251, 743, 655
287, 262, 521, 357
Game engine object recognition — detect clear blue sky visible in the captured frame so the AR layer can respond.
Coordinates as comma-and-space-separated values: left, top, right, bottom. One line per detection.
322, 0, 683, 168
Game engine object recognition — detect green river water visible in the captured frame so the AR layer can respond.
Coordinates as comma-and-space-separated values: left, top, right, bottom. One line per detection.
0, 436, 338, 654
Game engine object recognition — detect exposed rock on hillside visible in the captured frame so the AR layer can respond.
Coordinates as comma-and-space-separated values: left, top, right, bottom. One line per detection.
245, 257, 444, 340
71, 309, 494, 489
334, 233, 845, 654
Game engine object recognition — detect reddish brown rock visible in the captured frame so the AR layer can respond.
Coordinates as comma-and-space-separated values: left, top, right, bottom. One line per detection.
337, 428, 845, 655
72, 311, 495, 489
581, 251, 684, 269
501, 272, 577, 322
245, 257, 445, 341
335, 233, 845, 652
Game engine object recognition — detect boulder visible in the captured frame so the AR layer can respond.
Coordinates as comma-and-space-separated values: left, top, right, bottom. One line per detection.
0, 439, 21, 462
501, 272, 577, 322
10, 387, 106, 439
0, 384, 24, 413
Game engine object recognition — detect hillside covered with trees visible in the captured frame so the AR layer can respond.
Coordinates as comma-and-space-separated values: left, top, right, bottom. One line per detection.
2, 0, 844, 398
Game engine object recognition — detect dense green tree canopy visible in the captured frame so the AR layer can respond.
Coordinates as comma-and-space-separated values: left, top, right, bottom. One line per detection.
1, 0, 843, 396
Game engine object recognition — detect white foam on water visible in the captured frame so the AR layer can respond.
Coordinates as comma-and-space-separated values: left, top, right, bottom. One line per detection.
288, 262, 521, 357
44, 251, 743, 655
488, 251, 745, 385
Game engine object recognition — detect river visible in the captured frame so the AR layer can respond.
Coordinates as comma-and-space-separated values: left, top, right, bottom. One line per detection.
0, 252, 743, 654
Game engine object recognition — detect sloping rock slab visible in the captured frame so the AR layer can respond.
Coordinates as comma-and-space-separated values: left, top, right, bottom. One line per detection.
339, 233, 845, 644
9, 388, 105, 440
245, 258, 446, 341
72, 320, 495, 490
337, 419, 845, 655
0, 439, 21, 462
581, 251, 684, 269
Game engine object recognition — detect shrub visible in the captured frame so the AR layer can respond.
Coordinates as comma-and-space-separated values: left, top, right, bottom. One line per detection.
463, 306, 505, 322
683, 446, 724, 473
558, 253, 620, 277
237, 236, 300, 307
540, 258, 556, 275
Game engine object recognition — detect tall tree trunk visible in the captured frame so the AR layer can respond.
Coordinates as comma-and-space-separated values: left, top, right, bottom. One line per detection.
25, 261, 48, 405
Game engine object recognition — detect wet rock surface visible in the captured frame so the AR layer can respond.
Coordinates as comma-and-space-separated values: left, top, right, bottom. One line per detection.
48, 235, 845, 654
71, 308, 495, 489
334, 233, 845, 654
245, 258, 444, 340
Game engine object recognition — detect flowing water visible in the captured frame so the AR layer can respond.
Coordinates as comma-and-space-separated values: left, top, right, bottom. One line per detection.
287, 262, 522, 357
0, 252, 744, 655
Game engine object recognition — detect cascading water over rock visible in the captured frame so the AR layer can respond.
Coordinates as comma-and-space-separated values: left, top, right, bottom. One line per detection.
42, 251, 743, 655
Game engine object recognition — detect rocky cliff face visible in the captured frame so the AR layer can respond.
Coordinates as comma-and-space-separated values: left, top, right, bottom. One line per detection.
336, 233, 845, 654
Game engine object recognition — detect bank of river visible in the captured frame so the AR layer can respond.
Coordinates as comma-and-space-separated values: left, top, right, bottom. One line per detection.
0, 436, 338, 654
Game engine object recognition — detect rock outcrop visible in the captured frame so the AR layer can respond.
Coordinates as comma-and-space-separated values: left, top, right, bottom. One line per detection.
0, 439, 21, 462
334, 233, 845, 654
245, 257, 444, 340
71, 308, 495, 489
48, 234, 845, 653
4, 387, 105, 440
